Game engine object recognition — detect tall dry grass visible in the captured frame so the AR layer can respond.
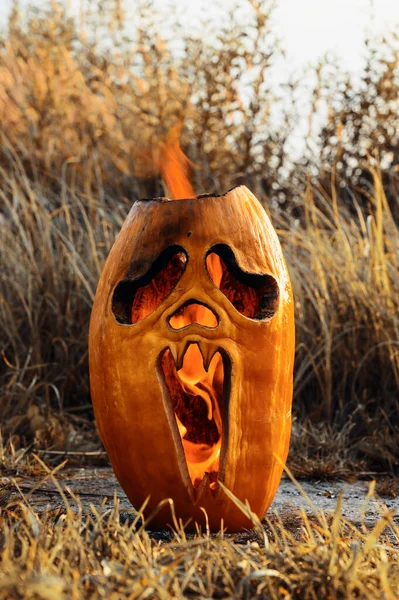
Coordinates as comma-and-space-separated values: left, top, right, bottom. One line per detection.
0, 1, 398, 471
282, 170, 399, 473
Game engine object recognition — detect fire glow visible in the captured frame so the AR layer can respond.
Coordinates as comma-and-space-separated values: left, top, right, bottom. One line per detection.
162, 344, 224, 491
175, 346, 222, 488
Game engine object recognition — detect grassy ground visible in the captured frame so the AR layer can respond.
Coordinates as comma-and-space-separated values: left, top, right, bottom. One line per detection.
0, 458, 398, 600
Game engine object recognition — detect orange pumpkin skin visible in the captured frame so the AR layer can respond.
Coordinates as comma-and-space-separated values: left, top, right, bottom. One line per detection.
89, 186, 295, 531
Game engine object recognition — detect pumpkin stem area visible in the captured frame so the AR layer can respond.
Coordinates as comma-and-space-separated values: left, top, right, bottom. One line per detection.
161, 343, 225, 492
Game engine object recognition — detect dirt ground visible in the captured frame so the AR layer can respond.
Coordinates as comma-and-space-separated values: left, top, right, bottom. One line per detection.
3, 467, 398, 530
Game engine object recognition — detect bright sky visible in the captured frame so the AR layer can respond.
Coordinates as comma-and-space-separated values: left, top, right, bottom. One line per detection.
1, 0, 399, 72
1, 0, 399, 75
276, 0, 398, 69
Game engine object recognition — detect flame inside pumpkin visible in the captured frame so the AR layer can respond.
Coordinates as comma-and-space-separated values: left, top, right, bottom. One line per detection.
161, 345, 224, 491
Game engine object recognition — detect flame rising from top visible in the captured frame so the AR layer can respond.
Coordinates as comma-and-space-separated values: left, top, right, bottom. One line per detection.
159, 124, 196, 199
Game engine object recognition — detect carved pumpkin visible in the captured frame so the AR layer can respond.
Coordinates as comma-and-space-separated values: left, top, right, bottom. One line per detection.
89, 185, 294, 531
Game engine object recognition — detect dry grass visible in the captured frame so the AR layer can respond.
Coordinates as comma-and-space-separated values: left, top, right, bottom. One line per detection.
281, 169, 399, 473
0, 462, 398, 600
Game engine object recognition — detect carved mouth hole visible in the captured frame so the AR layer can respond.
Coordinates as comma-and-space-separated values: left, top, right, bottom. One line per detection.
206, 244, 280, 320
160, 343, 230, 493
168, 301, 219, 330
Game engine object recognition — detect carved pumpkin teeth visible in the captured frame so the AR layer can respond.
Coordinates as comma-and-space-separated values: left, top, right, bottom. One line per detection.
169, 340, 218, 372
174, 341, 189, 371
168, 342, 179, 365
198, 342, 218, 372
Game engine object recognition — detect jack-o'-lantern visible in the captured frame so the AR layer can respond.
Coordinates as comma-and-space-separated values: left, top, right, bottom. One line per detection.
89, 138, 294, 531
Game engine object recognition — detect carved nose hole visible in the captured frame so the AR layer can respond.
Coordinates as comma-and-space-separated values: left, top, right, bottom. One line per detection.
168, 300, 219, 330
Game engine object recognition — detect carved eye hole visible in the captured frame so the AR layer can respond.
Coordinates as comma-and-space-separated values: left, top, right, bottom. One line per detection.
206, 244, 279, 320
112, 246, 187, 324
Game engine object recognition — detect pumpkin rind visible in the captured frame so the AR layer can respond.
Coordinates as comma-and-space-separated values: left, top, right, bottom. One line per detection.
89, 185, 295, 531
